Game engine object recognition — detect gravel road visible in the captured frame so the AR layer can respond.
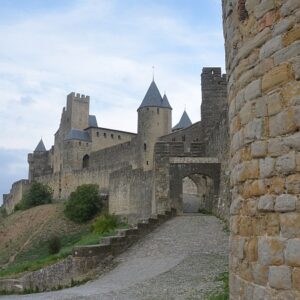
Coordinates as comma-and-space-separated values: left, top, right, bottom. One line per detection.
2, 214, 229, 300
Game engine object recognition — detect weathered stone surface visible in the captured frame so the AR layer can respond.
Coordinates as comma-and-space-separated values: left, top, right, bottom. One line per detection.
292, 268, 300, 291
267, 93, 282, 116
269, 109, 296, 137
251, 263, 269, 285
259, 157, 275, 178
286, 174, 300, 194
260, 35, 282, 59
244, 79, 261, 102
280, 213, 300, 238
285, 239, 300, 267
251, 141, 267, 158
274, 194, 297, 212
262, 64, 293, 92
258, 237, 285, 266
258, 195, 274, 211
275, 152, 296, 174
283, 24, 300, 46
244, 118, 264, 143
230, 196, 243, 215
274, 41, 300, 65
269, 266, 292, 290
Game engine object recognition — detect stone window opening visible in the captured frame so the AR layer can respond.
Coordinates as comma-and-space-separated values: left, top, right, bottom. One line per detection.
118, 135, 121, 140
96, 132, 99, 137
111, 134, 114, 139
182, 135, 186, 142
82, 154, 90, 169
79, 141, 81, 146
146, 161, 149, 165
157, 108, 160, 114
144, 143, 147, 151
104, 133, 107, 138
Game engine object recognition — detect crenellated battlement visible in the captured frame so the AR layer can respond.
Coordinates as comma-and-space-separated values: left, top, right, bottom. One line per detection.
201, 67, 226, 83
67, 92, 90, 102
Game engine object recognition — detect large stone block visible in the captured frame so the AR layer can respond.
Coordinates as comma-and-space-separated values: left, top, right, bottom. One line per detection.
274, 194, 297, 212
292, 268, 300, 291
285, 239, 300, 267
262, 64, 294, 92
244, 118, 264, 143
251, 263, 269, 285
269, 266, 292, 290
283, 24, 300, 46
286, 174, 300, 194
244, 79, 262, 102
251, 141, 267, 158
269, 109, 297, 137
260, 35, 282, 59
275, 152, 296, 175
258, 195, 274, 211
280, 213, 300, 238
259, 157, 275, 178
258, 237, 285, 266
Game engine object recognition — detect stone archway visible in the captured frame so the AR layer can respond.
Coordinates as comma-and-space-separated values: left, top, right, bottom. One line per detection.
168, 159, 221, 213
182, 174, 213, 213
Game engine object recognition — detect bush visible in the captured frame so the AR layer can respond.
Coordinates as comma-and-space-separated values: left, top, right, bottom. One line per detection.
20, 182, 53, 210
0, 206, 7, 218
64, 184, 102, 223
48, 235, 61, 255
91, 214, 118, 234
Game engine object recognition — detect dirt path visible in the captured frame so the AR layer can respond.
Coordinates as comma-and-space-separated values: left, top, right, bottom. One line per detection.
2, 214, 229, 300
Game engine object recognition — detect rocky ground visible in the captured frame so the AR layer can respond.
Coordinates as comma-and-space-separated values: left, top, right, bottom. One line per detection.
2, 214, 229, 300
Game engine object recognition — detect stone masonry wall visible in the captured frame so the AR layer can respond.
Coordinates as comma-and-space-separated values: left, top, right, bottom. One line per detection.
205, 109, 231, 219
109, 166, 153, 223
223, 0, 300, 299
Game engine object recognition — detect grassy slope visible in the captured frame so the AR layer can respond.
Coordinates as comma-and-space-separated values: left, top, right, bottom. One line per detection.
0, 203, 89, 276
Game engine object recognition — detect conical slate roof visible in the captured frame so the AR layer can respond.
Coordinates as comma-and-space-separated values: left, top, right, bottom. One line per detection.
138, 81, 172, 110
34, 139, 46, 152
173, 111, 192, 131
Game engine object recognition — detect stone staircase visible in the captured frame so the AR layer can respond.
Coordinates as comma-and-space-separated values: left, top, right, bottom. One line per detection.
73, 208, 177, 259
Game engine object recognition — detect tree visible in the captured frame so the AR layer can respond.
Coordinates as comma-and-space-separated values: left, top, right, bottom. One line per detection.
21, 182, 53, 210
64, 184, 102, 223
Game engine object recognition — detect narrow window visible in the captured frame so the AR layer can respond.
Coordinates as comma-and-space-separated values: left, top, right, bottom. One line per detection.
144, 143, 147, 151
96, 132, 99, 137
111, 134, 114, 139
104, 133, 107, 138
146, 161, 149, 165
79, 141, 81, 146
118, 135, 121, 140
157, 108, 159, 114
182, 135, 186, 142
82, 154, 89, 168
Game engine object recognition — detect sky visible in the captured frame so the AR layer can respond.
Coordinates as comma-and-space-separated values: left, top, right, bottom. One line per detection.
0, 0, 225, 204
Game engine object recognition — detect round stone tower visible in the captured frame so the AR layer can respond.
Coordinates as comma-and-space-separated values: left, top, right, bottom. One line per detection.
137, 80, 172, 170
223, 1, 300, 298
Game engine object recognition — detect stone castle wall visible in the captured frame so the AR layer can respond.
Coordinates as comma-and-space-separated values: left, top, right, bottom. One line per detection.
3, 180, 30, 214
223, 0, 300, 298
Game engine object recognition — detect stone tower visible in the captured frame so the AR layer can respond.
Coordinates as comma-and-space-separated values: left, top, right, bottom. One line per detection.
137, 80, 172, 169
53, 92, 90, 173
201, 67, 227, 140
223, 1, 300, 299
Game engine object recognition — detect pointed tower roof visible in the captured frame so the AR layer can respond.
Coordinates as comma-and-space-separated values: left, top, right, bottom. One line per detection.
34, 139, 46, 153
173, 111, 192, 131
138, 81, 172, 110
162, 93, 172, 109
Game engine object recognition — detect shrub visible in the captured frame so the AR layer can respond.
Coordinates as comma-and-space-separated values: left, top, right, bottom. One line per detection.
91, 214, 118, 234
64, 184, 102, 223
48, 235, 61, 255
0, 206, 7, 218
20, 182, 53, 210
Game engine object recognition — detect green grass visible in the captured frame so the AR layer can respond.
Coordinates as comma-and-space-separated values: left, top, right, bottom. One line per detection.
0, 221, 127, 278
207, 272, 229, 300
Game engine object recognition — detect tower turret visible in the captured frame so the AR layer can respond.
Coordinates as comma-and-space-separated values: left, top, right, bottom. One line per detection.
137, 80, 172, 169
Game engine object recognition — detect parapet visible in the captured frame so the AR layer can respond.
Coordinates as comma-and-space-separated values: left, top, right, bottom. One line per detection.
201, 67, 226, 83
67, 92, 90, 102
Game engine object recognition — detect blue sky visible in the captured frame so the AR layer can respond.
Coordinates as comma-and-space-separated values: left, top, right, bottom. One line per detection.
0, 0, 225, 204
